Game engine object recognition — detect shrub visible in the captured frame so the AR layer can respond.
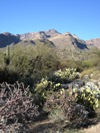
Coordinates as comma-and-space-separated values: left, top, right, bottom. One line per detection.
0, 67, 19, 83
44, 89, 89, 122
0, 82, 39, 131
81, 60, 94, 69
9, 44, 60, 85
34, 78, 61, 106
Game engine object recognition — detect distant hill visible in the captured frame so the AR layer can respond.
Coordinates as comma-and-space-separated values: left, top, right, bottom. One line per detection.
0, 32, 20, 48
86, 38, 100, 49
0, 29, 99, 50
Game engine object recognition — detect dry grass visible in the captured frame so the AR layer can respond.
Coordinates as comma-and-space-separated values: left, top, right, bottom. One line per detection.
81, 67, 100, 80
83, 123, 100, 133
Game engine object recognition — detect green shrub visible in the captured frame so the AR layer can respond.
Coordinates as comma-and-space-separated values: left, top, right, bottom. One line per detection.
81, 60, 94, 69
9, 44, 60, 85
34, 78, 61, 106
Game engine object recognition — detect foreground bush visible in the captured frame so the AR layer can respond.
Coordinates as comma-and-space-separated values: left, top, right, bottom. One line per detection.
0, 82, 39, 132
43, 80, 100, 128
44, 90, 89, 123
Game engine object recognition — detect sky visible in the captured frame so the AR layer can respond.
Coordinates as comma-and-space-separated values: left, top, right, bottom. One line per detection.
0, 0, 100, 40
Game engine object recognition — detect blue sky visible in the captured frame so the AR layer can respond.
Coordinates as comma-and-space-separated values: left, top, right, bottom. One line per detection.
0, 0, 100, 40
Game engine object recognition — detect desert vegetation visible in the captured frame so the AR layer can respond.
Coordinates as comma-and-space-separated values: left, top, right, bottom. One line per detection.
0, 43, 100, 132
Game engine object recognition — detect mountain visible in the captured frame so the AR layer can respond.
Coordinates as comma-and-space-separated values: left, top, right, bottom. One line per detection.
0, 32, 20, 48
18, 30, 88, 50
19, 31, 48, 40
0, 29, 99, 50
16, 38, 55, 47
44, 29, 61, 37
0, 30, 58, 48
49, 32, 88, 50
19, 29, 60, 40
86, 38, 100, 49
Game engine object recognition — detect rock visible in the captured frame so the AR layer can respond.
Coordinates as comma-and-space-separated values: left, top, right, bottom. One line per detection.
61, 80, 85, 90
75, 104, 89, 119
72, 79, 85, 89
86, 81, 99, 91
83, 75, 89, 80
89, 73, 93, 78
61, 83, 72, 89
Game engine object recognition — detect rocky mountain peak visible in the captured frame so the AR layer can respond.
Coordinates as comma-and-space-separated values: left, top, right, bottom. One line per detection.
1, 32, 12, 36
45, 29, 61, 37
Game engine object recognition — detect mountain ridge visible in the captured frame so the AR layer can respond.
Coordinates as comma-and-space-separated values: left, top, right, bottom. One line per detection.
86, 38, 100, 48
0, 29, 100, 49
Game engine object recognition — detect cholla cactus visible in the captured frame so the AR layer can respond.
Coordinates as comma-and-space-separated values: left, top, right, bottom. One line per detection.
0, 82, 39, 130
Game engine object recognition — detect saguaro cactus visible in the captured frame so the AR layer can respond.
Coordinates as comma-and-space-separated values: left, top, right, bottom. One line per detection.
4, 45, 10, 66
